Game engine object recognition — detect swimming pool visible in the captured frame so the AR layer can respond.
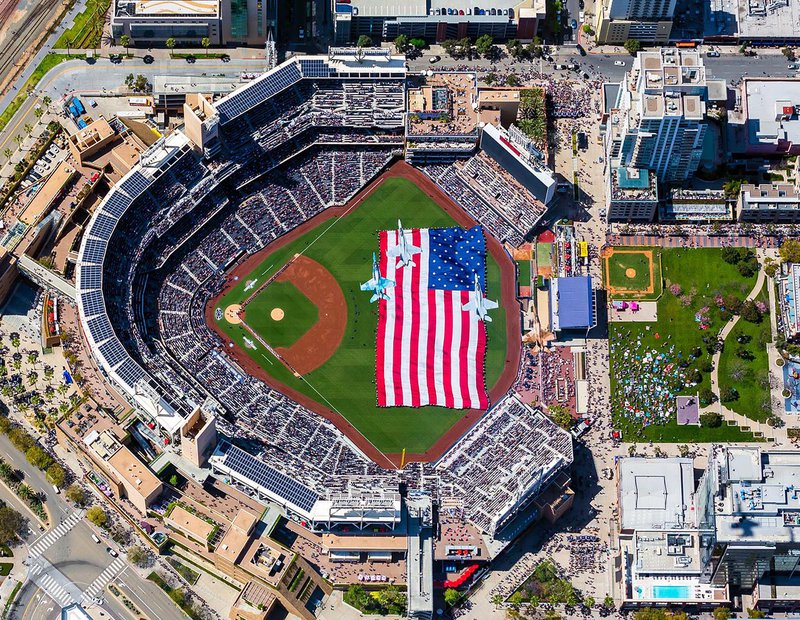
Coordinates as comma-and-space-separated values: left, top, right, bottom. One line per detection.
651, 585, 691, 600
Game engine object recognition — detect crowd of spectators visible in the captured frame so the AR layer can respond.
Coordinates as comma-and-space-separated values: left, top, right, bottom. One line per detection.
435, 395, 573, 535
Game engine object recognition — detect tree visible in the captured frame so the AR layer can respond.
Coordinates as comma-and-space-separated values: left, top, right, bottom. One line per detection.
410, 38, 426, 50
34, 108, 44, 120
700, 411, 723, 427
485, 72, 496, 86
633, 608, 668, 620
584, 596, 595, 608
12, 135, 22, 148
507, 591, 525, 607
46, 463, 66, 488
623, 38, 642, 55
3, 148, 11, 158
0, 505, 26, 545
42, 95, 51, 108
444, 588, 462, 607
548, 404, 573, 429
506, 73, 520, 87
26, 445, 53, 470
201, 37, 210, 57
738, 258, 758, 277
23, 123, 33, 136
603, 595, 615, 609
441, 39, 458, 57
87, 506, 108, 527
506, 38, 523, 59
119, 34, 131, 56
699, 387, 715, 407
166, 37, 176, 58
582, 23, 594, 34
475, 34, 494, 58
66, 483, 86, 505
458, 36, 472, 59
746, 608, 766, 618
134, 74, 149, 92
127, 545, 149, 567
782, 47, 796, 61
741, 299, 761, 323
709, 608, 731, 620
723, 178, 744, 198
779, 238, 800, 263
356, 35, 372, 48
125, 73, 135, 89
721, 387, 739, 403
393, 34, 409, 53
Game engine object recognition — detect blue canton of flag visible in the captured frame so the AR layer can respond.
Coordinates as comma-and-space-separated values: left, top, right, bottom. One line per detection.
427, 226, 486, 291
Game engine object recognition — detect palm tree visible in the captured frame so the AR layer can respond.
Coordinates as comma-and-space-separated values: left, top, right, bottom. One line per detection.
166, 37, 176, 58
120, 34, 131, 56
27, 372, 38, 386
201, 37, 210, 57
34, 108, 44, 121
12, 135, 22, 148
1, 386, 11, 398
3, 148, 11, 159
27, 352, 36, 365
23, 123, 33, 136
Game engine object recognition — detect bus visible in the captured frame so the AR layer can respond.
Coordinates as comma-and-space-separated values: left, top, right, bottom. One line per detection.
675, 41, 698, 48
128, 97, 149, 106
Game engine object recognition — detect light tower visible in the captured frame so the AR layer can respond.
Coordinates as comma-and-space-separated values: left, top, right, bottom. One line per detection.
265, 29, 277, 72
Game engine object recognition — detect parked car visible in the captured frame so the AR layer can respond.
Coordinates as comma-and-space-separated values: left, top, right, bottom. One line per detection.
570, 18, 578, 29
106, 547, 118, 557
428, 55, 440, 63
614, 60, 626, 66
789, 64, 799, 70
706, 50, 720, 57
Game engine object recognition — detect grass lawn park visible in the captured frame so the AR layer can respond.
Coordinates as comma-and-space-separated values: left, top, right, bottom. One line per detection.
216, 178, 509, 454
609, 248, 759, 442
717, 282, 773, 422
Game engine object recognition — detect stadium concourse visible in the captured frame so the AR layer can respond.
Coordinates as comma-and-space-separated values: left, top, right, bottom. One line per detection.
73, 48, 574, 614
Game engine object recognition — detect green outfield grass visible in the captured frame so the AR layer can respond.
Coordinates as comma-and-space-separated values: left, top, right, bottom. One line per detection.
245, 281, 318, 348
216, 177, 509, 454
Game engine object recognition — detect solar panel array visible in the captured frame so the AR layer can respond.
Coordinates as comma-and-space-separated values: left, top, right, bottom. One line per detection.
217, 62, 303, 124
116, 359, 145, 386
86, 315, 114, 344
221, 443, 319, 513
103, 191, 132, 219
299, 58, 331, 78
80, 265, 102, 290
80, 290, 105, 318
99, 339, 127, 368
89, 213, 118, 240
82, 238, 108, 265
120, 171, 151, 199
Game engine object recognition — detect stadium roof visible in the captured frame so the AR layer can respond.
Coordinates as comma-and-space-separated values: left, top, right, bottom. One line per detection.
551, 276, 594, 331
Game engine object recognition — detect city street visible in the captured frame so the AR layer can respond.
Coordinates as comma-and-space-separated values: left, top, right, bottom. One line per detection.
0, 55, 270, 166
0, 431, 185, 620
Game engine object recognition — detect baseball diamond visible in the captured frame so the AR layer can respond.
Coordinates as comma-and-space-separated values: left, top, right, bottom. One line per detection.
209, 165, 520, 461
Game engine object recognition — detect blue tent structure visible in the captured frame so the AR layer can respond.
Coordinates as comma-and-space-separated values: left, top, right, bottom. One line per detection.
551, 275, 595, 332
63, 370, 73, 385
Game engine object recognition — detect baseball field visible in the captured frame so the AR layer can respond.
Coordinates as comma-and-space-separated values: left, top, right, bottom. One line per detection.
211, 171, 517, 459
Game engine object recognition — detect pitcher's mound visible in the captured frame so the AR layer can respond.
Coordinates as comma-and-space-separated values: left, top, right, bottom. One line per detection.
270, 308, 285, 321
224, 305, 242, 324
625, 268, 637, 278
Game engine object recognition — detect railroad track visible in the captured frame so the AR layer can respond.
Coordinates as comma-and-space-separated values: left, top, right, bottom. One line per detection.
0, 0, 64, 96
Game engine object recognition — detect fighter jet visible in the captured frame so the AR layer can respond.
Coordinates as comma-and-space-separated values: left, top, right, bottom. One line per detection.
386, 219, 421, 268
360, 253, 395, 303
462, 273, 499, 322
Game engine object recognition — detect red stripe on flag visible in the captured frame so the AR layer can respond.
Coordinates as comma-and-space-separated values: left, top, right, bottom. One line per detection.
441, 293, 454, 409
408, 229, 422, 408
376, 230, 388, 406
457, 290, 471, 408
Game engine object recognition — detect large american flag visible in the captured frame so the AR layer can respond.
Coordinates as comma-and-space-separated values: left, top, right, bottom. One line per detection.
376, 226, 489, 410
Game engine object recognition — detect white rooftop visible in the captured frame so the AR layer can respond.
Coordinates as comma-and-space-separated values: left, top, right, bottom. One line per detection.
619, 457, 697, 531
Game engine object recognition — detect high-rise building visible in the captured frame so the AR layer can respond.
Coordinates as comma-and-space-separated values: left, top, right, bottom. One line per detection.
595, 0, 677, 43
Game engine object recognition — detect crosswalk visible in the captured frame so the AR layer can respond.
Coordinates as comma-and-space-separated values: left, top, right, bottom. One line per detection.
28, 511, 84, 560
28, 561, 77, 608
81, 556, 127, 605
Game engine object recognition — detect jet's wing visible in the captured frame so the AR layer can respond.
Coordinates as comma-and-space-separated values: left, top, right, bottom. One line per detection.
462, 298, 478, 312
407, 244, 422, 256
484, 298, 499, 310
360, 278, 377, 291
387, 245, 402, 257
379, 277, 395, 289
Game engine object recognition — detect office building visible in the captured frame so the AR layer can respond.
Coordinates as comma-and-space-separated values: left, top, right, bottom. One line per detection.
703, 446, 800, 592
615, 457, 729, 607
606, 164, 659, 221
778, 262, 800, 343
332, 0, 545, 45
728, 78, 800, 155
595, 0, 676, 44
739, 183, 800, 223
111, 0, 277, 46
606, 49, 724, 185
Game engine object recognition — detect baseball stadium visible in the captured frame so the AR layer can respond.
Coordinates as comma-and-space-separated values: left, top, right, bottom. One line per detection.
74, 49, 574, 609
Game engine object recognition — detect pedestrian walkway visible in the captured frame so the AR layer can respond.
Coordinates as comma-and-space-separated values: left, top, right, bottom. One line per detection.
28, 558, 81, 608
28, 510, 84, 559
81, 556, 127, 605
606, 234, 777, 249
